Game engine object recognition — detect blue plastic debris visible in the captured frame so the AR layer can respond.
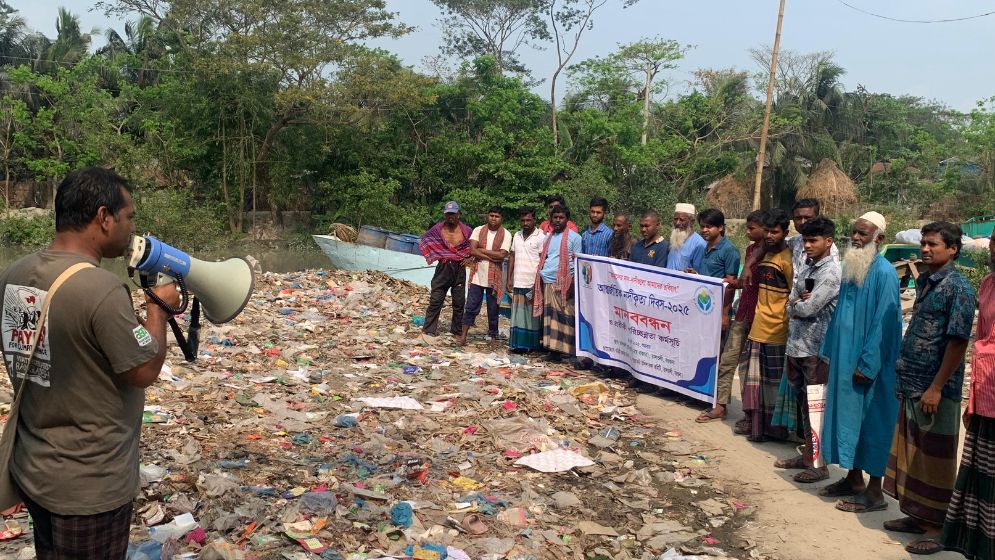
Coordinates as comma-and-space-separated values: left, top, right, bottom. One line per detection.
390, 502, 413, 528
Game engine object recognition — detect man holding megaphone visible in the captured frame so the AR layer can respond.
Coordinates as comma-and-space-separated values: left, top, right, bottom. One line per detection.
0, 168, 180, 559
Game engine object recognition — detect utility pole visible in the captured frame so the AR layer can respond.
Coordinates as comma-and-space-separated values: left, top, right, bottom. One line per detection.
752, 0, 785, 210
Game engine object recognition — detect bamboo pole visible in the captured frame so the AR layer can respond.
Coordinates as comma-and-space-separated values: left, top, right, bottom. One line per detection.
752, 0, 786, 211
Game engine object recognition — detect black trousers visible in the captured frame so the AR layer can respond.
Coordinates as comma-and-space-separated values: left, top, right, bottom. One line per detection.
423, 261, 466, 336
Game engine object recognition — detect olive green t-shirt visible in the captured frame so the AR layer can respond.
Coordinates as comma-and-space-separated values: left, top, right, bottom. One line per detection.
0, 250, 158, 515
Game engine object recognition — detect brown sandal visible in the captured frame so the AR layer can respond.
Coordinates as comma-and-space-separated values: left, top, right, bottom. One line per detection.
793, 467, 829, 483
695, 408, 727, 423
774, 455, 806, 469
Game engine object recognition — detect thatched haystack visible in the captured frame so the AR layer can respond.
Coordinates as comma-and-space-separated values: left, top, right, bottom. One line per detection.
796, 159, 859, 216
705, 174, 752, 219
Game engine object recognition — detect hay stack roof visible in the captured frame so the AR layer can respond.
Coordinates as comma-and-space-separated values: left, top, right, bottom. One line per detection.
705, 174, 752, 219
796, 159, 858, 216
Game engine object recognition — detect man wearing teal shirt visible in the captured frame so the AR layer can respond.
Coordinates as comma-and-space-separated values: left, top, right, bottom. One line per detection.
819, 211, 902, 516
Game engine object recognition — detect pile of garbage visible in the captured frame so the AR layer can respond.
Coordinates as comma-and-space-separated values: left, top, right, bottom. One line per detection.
1, 270, 767, 560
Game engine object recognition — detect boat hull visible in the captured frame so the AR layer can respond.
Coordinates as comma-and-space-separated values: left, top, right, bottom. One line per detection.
312, 235, 437, 288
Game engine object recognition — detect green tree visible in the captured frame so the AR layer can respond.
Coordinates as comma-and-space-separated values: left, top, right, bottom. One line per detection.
431, 0, 548, 77
546, 0, 641, 146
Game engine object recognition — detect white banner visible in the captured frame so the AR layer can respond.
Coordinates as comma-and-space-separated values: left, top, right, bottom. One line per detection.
574, 255, 724, 405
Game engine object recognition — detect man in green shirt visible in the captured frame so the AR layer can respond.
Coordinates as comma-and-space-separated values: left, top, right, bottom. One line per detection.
0, 168, 179, 559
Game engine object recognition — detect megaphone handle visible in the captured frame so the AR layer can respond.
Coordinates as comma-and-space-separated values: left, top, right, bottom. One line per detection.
168, 299, 201, 363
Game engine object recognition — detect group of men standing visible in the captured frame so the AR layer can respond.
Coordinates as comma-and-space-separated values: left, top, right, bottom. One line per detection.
694, 199, 995, 558
418, 195, 742, 365
419, 195, 995, 558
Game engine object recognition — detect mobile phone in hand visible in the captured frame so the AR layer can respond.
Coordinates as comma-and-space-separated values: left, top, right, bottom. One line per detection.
805, 278, 815, 292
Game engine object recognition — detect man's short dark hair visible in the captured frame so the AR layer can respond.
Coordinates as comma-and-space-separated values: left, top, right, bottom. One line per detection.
614, 212, 630, 224
590, 197, 609, 212
761, 208, 790, 232
487, 205, 503, 217
550, 205, 570, 219
921, 221, 964, 258
641, 210, 660, 223
746, 209, 765, 225
55, 168, 133, 233
792, 198, 821, 215
697, 208, 725, 228
547, 194, 565, 207
519, 206, 536, 219
799, 216, 836, 238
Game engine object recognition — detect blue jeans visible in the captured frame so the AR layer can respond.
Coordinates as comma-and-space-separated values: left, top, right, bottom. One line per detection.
463, 284, 499, 336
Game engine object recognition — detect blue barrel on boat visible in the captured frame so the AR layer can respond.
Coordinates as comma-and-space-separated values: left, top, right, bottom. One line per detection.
385, 233, 421, 254
357, 225, 390, 248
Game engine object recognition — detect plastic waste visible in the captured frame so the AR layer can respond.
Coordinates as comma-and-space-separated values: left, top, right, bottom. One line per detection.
149, 512, 197, 543
300, 491, 338, 514
390, 502, 413, 528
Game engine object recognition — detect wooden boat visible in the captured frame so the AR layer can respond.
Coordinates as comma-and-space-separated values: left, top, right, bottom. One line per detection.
311, 234, 436, 288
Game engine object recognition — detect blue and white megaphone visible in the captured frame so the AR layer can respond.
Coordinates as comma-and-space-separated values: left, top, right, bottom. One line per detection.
127, 235, 256, 361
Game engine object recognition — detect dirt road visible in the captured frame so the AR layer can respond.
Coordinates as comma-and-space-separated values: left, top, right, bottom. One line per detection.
636, 393, 964, 560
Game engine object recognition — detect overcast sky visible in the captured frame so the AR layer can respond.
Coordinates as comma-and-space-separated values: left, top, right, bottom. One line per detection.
10, 0, 995, 112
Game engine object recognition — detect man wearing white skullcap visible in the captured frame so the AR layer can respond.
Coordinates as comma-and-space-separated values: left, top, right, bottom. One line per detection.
819, 210, 902, 516
666, 203, 706, 271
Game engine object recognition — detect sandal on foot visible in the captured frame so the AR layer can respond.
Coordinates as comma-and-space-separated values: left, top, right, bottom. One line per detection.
905, 538, 944, 555
835, 492, 887, 513
819, 478, 860, 497
774, 455, 806, 469
793, 467, 829, 483
883, 517, 927, 535
734, 423, 752, 435
696, 409, 727, 423
746, 434, 766, 442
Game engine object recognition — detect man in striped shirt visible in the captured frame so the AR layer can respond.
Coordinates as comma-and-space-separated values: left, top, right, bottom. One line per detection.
581, 197, 612, 257
943, 228, 995, 558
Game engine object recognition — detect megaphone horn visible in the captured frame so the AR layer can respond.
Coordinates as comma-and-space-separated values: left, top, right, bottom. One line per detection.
127, 235, 255, 324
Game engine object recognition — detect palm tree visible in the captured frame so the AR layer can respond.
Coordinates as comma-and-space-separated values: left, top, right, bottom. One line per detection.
97, 16, 164, 87
43, 8, 92, 74
0, 0, 26, 64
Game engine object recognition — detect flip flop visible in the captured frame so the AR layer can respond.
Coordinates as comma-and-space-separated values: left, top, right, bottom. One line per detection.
774, 455, 806, 469
905, 538, 944, 555
461, 513, 488, 535
696, 409, 727, 423
793, 467, 829, 483
819, 478, 860, 497
883, 517, 927, 535
835, 492, 888, 513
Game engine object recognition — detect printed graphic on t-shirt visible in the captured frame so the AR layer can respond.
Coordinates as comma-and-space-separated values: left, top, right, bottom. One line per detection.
2, 284, 52, 386
133, 325, 152, 347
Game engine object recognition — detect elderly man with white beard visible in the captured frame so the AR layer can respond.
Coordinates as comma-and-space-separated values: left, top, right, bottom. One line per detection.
817, 211, 903, 515
666, 203, 706, 271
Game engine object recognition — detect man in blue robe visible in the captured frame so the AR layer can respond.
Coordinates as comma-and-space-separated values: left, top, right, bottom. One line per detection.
818, 211, 902, 513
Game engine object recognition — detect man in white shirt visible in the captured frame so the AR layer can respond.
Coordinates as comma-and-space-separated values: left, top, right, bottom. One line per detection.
457, 206, 512, 346
506, 207, 546, 352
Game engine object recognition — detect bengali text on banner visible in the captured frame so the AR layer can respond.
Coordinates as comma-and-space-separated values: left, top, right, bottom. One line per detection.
574, 255, 724, 405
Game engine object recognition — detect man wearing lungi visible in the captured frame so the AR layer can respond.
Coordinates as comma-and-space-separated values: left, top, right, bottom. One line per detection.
506, 207, 545, 353
942, 228, 995, 559
883, 221, 976, 555
533, 205, 582, 363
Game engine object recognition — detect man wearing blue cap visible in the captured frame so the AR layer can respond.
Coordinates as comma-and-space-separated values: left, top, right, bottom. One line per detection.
419, 202, 473, 338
